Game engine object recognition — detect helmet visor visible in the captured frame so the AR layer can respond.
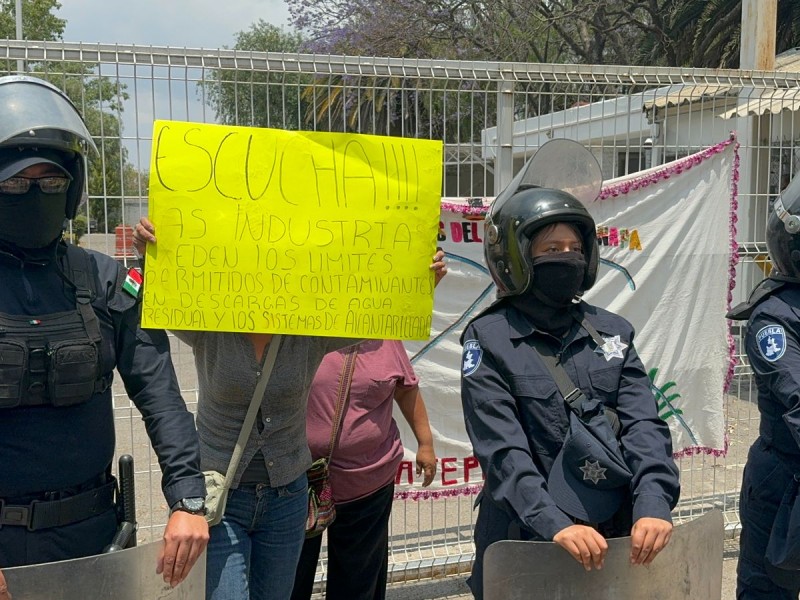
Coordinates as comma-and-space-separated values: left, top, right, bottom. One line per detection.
491, 139, 602, 220
0, 76, 97, 154
518, 139, 602, 204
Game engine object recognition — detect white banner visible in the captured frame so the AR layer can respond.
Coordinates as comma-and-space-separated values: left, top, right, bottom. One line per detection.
396, 138, 738, 498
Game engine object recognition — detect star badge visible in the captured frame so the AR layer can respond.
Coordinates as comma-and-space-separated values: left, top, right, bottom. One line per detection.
595, 335, 628, 362
580, 459, 608, 485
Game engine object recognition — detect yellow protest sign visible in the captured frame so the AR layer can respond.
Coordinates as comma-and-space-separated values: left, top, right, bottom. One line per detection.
141, 120, 443, 340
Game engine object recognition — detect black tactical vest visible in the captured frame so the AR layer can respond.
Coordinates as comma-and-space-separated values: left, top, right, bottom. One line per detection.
0, 245, 111, 408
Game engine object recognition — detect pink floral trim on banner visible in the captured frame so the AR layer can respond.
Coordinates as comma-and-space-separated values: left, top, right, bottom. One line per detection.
725, 138, 741, 396
441, 135, 740, 217
673, 438, 730, 459
597, 134, 738, 201
440, 136, 740, 460
440, 198, 493, 215
626, 134, 738, 459
394, 484, 484, 501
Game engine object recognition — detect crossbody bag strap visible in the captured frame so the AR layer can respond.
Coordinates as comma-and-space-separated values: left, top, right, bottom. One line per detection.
326, 344, 359, 461
529, 330, 621, 437
223, 335, 283, 487
575, 314, 608, 349
528, 334, 587, 412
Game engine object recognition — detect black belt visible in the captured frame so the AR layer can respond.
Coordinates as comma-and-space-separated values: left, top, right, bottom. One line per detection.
0, 480, 116, 531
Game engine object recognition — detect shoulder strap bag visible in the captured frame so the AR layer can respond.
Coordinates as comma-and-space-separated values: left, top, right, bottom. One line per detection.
204, 335, 282, 526
305, 344, 359, 538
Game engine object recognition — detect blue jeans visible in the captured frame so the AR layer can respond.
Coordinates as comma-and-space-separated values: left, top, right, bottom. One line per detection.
206, 474, 308, 600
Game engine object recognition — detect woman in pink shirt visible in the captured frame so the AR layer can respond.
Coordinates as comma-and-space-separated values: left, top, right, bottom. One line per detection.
291, 279, 444, 600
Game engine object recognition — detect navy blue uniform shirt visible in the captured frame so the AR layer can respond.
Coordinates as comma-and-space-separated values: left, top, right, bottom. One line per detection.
460, 300, 680, 540
0, 242, 204, 506
745, 286, 800, 455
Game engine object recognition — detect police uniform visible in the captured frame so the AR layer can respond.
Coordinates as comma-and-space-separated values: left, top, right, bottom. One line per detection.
461, 139, 680, 599
0, 75, 205, 568
729, 280, 800, 598
729, 170, 800, 599
461, 300, 680, 597
0, 239, 205, 567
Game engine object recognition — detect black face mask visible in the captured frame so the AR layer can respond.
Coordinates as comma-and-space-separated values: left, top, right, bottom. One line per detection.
530, 251, 587, 307
0, 189, 68, 249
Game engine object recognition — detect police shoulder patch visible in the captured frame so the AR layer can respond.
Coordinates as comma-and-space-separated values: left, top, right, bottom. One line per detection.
756, 324, 787, 362
462, 339, 483, 376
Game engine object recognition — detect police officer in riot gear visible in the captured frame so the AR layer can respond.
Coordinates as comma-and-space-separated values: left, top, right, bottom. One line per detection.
728, 173, 800, 599
0, 75, 208, 587
460, 140, 680, 599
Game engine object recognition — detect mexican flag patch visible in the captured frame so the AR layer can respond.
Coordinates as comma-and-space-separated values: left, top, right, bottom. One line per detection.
122, 267, 143, 298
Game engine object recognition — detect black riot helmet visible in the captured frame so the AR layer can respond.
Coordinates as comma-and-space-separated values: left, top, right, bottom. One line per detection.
0, 75, 97, 220
767, 173, 800, 280
484, 139, 602, 298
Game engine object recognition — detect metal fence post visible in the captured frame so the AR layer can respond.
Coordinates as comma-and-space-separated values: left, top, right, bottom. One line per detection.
14, 0, 23, 73
495, 78, 515, 196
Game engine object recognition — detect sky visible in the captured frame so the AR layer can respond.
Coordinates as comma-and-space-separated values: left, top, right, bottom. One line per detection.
53, 0, 294, 170
58, 0, 291, 48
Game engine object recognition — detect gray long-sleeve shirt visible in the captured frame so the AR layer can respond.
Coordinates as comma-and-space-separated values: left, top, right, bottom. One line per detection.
173, 330, 354, 488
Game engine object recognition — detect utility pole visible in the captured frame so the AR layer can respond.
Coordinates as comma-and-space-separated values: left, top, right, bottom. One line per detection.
736, 0, 777, 301
15, 0, 24, 73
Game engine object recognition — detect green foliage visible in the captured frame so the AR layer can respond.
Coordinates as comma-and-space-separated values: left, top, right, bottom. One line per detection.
202, 21, 310, 129
638, 0, 800, 68
0, 1, 147, 232
0, 0, 64, 40
70, 213, 88, 242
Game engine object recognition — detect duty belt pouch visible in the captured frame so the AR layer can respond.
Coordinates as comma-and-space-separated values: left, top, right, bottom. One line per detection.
0, 245, 105, 410
0, 340, 27, 408
205, 336, 282, 527
765, 474, 800, 588
47, 341, 99, 407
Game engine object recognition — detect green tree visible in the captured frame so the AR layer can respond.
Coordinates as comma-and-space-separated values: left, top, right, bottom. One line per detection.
0, 0, 64, 40
203, 21, 309, 129
285, 0, 685, 140
0, 1, 143, 232
653, 0, 800, 68
288, 0, 689, 66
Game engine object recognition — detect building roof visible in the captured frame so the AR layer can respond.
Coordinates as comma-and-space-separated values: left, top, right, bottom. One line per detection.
639, 48, 800, 118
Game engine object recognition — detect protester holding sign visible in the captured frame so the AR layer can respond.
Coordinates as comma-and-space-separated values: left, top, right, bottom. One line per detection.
133, 218, 445, 600
459, 142, 680, 599
291, 258, 446, 600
